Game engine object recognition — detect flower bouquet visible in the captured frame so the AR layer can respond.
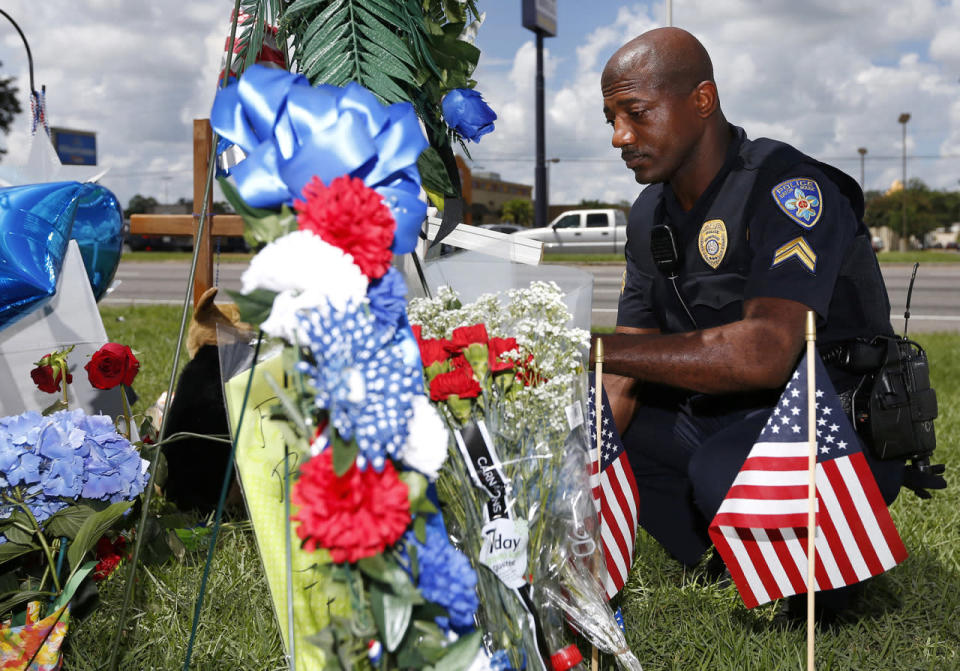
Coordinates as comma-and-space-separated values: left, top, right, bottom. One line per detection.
0, 344, 149, 670
210, 65, 488, 669
409, 283, 642, 671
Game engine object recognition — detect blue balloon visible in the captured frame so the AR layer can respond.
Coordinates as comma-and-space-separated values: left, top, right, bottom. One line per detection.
70, 185, 124, 301
0, 181, 124, 332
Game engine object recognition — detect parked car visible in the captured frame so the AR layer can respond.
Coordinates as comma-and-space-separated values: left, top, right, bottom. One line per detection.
509, 209, 627, 254
122, 220, 193, 252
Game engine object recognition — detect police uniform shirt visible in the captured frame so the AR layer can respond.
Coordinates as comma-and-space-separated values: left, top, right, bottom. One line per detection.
617, 125, 891, 348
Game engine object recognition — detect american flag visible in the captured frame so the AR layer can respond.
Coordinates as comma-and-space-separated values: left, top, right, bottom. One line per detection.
708, 352, 908, 609
587, 381, 641, 599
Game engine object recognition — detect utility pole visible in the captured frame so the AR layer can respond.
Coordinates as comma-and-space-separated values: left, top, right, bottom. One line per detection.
898, 113, 910, 251
523, 1, 556, 228
857, 147, 867, 189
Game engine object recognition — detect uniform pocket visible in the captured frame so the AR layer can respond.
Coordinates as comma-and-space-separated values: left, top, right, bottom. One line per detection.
681, 272, 747, 311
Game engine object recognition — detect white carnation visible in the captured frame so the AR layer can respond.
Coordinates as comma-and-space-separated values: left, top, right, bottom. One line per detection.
241, 230, 368, 342
400, 395, 449, 480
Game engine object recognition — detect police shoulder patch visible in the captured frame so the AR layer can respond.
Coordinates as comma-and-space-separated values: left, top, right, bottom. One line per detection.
771, 177, 823, 228
771, 236, 817, 274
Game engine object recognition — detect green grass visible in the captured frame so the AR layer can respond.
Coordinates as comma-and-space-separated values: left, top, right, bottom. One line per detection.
67, 305, 960, 669
121, 251, 253, 263
876, 250, 960, 264
544, 253, 625, 264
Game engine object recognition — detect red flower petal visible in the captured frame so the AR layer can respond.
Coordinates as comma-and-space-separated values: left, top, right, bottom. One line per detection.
295, 175, 396, 280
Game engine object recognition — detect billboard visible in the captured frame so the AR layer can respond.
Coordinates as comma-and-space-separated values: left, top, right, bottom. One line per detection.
50, 127, 97, 166
522, 0, 557, 36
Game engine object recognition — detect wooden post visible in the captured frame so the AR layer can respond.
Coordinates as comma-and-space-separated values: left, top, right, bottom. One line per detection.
193, 119, 214, 308
128, 119, 245, 309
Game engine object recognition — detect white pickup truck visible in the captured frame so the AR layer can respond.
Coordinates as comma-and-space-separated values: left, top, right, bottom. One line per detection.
509, 208, 628, 254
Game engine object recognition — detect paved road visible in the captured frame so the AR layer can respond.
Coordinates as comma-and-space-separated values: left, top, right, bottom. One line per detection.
581, 263, 960, 332
103, 259, 960, 332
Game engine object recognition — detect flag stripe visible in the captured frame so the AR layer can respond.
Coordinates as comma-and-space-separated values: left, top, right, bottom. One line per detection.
707, 352, 907, 608
611, 457, 639, 529
848, 453, 909, 563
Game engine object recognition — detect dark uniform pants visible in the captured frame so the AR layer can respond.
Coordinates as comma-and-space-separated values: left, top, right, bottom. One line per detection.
621, 392, 905, 568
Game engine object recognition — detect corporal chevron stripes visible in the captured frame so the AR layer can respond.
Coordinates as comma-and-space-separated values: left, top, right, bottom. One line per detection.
771, 236, 817, 273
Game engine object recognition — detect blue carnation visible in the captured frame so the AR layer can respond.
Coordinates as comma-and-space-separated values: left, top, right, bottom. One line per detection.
367, 268, 408, 331
442, 89, 497, 142
297, 301, 422, 472
401, 513, 478, 631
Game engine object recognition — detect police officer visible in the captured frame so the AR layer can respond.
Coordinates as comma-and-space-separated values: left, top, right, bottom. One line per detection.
596, 27, 907, 582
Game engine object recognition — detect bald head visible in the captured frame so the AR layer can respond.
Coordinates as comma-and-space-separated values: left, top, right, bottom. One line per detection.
602, 27, 714, 98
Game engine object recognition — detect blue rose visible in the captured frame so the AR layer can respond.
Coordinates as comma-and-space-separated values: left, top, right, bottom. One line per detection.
442, 89, 497, 142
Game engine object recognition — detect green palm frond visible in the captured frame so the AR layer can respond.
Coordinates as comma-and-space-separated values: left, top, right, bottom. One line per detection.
230, 0, 287, 77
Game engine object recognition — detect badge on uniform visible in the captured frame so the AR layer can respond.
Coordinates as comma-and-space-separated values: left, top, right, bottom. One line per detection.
771, 235, 817, 273
772, 178, 822, 228
698, 219, 727, 269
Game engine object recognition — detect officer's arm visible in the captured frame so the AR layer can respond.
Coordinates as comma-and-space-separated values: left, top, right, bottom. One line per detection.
598, 296, 807, 394
601, 325, 660, 433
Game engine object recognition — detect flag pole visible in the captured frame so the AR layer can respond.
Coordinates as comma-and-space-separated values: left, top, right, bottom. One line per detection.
805, 311, 817, 671
592, 339, 604, 671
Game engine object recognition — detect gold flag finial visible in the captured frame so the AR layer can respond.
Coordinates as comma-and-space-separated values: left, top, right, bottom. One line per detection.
805, 311, 816, 342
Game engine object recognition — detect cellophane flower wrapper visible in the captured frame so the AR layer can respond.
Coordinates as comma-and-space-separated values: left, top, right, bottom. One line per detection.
409, 281, 636, 670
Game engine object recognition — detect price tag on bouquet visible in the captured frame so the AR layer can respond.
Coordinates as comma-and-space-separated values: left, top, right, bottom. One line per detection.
479, 518, 529, 589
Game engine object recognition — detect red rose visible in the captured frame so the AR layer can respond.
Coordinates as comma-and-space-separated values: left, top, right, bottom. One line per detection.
488, 337, 519, 373
429, 364, 481, 402
85, 343, 140, 390
292, 449, 410, 563
30, 356, 72, 394
295, 175, 396, 280
451, 323, 488, 350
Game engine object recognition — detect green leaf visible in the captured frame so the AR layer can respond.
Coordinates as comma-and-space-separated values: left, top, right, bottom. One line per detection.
1, 511, 34, 546
44, 504, 98, 539
225, 288, 277, 327
67, 500, 133, 573
41, 398, 69, 416
425, 630, 482, 671
51, 561, 96, 612
418, 147, 455, 197
0, 540, 39, 566
399, 471, 436, 514
356, 554, 422, 603
0, 590, 54, 620
331, 433, 358, 477
243, 206, 298, 249
414, 515, 427, 544
396, 619, 449, 667
354, 5, 417, 69
369, 583, 413, 652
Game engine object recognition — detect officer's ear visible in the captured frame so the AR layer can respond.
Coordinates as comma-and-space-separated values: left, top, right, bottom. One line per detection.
691, 80, 720, 119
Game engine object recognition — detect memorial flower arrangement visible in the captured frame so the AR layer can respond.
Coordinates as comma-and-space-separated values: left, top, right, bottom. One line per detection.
0, 343, 150, 670
409, 284, 644, 671
212, 66, 485, 669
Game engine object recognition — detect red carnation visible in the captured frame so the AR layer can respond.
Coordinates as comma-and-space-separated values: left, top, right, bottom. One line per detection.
429, 364, 482, 402
451, 323, 489, 350
295, 174, 396, 280
292, 449, 410, 563
93, 535, 128, 581
417, 337, 455, 367
30, 355, 72, 394
488, 337, 519, 373
85, 343, 140, 390
411, 324, 422, 341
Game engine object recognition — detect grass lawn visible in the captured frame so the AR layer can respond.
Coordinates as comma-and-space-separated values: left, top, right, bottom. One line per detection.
66, 304, 959, 669
120, 250, 253, 263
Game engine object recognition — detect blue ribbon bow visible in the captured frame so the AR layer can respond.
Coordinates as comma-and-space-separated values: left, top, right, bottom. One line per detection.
210, 65, 428, 254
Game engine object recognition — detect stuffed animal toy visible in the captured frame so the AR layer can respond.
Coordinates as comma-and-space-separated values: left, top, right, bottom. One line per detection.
161, 287, 252, 512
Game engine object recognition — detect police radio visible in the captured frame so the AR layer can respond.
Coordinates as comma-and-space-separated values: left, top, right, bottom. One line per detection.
823, 263, 944, 496
650, 224, 699, 329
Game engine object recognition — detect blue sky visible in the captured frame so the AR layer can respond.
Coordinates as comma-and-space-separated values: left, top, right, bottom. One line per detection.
1, 1, 958, 211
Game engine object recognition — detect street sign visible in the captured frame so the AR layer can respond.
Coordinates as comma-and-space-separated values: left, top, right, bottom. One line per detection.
522, 0, 557, 36
50, 127, 97, 166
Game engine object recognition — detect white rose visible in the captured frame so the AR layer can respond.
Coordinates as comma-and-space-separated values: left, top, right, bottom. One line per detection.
400, 395, 449, 480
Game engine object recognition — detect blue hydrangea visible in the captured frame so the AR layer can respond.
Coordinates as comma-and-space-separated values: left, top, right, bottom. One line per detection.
297, 301, 421, 471
400, 513, 479, 632
0, 409, 149, 544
